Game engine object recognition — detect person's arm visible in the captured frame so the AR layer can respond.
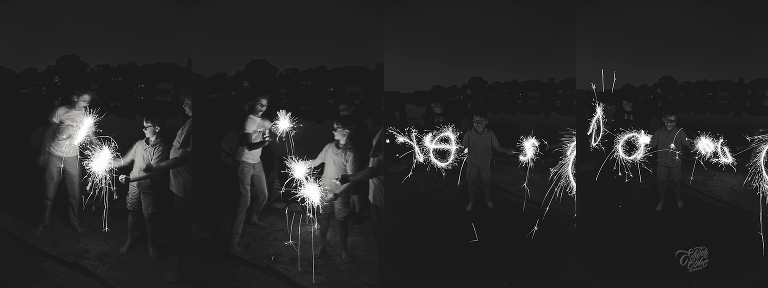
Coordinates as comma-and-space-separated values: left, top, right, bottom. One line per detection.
649, 130, 659, 150
37, 122, 58, 165
310, 144, 327, 167
681, 130, 695, 152
490, 132, 515, 155
146, 149, 190, 172
127, 144, 167, 182
114, 143, 136, 170
337, 155, 387, 184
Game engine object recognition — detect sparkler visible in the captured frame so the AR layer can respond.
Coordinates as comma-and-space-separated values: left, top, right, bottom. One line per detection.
597, 129, 652, 182
281, 156, 314, 193
612, 71, 616, 93
388, 125, 466, 182
272, 110, 299, 140
743, 134, 768, 255
517, 135, 543, 211
689, 133, 737, 184
67, 108, 102, 151
530, 136, 576, 237
587, 83, 607, 150
82, 137, 120, 231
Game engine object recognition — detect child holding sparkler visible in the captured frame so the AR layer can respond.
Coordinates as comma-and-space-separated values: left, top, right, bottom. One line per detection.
310, 115, 359, 263
114, 114, 168, 259
230, 95, 274, 253
34, 90, 96, 236
462, 108, 515, 212
650, 111, 695, 211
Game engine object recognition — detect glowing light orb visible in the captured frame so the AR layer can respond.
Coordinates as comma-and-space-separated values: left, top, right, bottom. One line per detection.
272, 110, 298, 140
518, 136, 541, 165
82, 137, 120, 232
296, 178, 329, 211
422, 125, 465, 172
693, 134, 717, 159
597, 129, 652, 181
68, 108, 102, 151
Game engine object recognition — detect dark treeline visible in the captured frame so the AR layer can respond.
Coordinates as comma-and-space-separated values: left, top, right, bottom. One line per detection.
2, 54, 381, 128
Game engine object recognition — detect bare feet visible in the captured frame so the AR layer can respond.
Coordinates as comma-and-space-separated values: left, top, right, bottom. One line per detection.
72, 224, 85, 234
487, 200, 494, 210
33, 225, 45, 237
120, 240, 132, 254
314, 243, 326, 258
466, 202, 473, 212
229, 241, 242, 254
656, 202, 663, 212
148, 246, 158, 259
677, 200, 684, 209
247, 219, 266, 226
341, 249, 354, 263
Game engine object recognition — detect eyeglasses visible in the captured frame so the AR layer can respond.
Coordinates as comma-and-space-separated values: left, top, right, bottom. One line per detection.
143, 126, 156, 131
333, 127, 344, 132
182, 101, 192, 107
663, 119, 677, 123
472, 120, 487, 124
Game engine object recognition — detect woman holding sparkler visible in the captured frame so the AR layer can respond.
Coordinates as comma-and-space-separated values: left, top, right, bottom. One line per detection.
310, 115, 359, 263
230, 95, 274, 254
34, 90, 95, 236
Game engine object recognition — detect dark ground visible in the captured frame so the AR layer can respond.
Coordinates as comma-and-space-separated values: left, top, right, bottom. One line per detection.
580, 150, 767, 288
388, 153, 577, 287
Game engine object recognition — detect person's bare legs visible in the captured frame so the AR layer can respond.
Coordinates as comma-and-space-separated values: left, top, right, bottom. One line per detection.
338, 219, 353, 262
483, 181, 493, 210
656, 184, 665, 212
467, 182, 475, 212
314, 215, 330, 257
121, 211, 137, 254
674, 184, 684, 209
145, 215, 157, 259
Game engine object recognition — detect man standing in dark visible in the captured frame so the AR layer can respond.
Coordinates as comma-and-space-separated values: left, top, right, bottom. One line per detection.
144, 94, 194, 283
338, 99, 371, 223
336, 94, 395, 287
613, 96, 640, 130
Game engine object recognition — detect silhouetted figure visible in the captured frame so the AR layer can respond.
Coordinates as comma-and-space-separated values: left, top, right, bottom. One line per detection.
650, 110, 695, 212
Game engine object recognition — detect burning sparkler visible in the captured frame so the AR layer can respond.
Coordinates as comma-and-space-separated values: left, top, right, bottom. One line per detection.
517, 135, 543, 211
597, 129, 652, 182
389, 125, 466, 182
272, 110, 298, 140
530, 135, 576, 237
281, 156, 314, 192
689, 133, 737, 184
743, 134, 768, 255
67, 108, 102, 151
82, 137, 120, 231
587, 83, 607, 150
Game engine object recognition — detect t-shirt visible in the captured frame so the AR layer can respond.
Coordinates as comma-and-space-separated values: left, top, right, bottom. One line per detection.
650, 127, 692, 167
126, 137, 167, 192
47, 106, 85, 157
461, 128, 500, 167
368, 129, 385, 207
313, 141, 357, 196
170, 118, 193, 197
235, 115, 272, 163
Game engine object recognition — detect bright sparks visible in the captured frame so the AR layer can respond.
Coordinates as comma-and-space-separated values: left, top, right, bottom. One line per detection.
388, 125, 467, 182
296, 178, 329, 212
69, 108, 102, 150
531, 135, 576, 237
82, 138, 120, 231
743, 134, 768, 255
597, 129, 652, 182
587, 84, 606, 150
272, 110, 298, 140
518, 135, 543, 211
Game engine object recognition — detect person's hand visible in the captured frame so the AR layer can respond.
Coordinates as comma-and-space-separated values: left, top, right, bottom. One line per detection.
119, 175, 130, 184
37, 154, 48, 167
330, 193, 340, 202
334, 175, 351, 185
143, 163, 154, 173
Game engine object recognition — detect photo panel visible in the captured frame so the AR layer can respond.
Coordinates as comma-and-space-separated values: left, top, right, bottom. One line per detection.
383, 1, 577, 287
575, 1, 768, 287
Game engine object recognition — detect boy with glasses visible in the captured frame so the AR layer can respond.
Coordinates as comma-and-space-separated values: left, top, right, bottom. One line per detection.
310, 115, 359, 263
461, 108, 515, 212
649, 111, 695, 212
114, 114, 168, 259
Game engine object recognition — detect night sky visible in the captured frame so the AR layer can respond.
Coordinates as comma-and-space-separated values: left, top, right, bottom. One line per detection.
1, 0, 764, 90
575, 0, 768, 90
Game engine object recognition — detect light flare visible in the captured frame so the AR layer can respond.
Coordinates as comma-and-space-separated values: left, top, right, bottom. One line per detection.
82, 137, 120, 231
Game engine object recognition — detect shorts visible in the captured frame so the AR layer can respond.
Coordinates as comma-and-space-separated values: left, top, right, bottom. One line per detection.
126, 183, 159, 218
466, 163, 491, 184
319, 195, 350, 221
657, 164, 682, 184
